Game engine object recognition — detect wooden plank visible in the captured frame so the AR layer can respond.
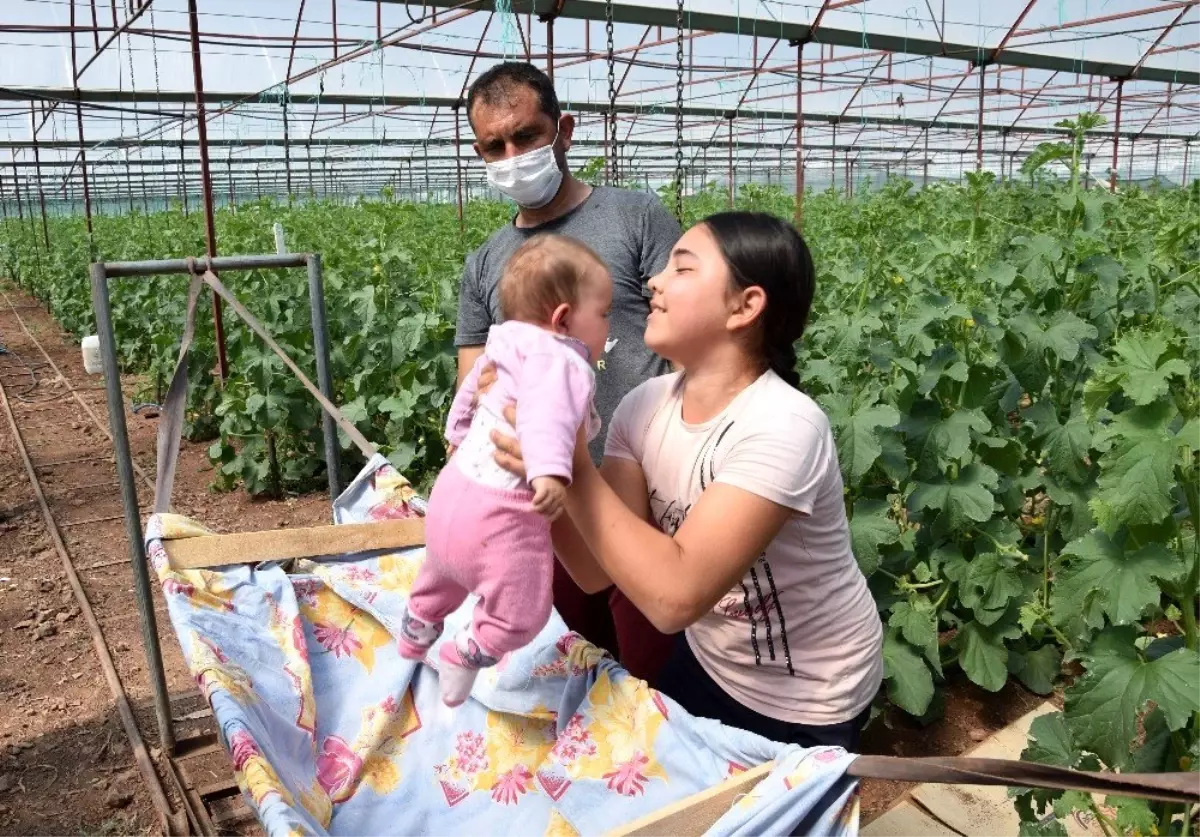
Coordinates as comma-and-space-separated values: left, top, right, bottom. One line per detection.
911, 702, 1106, 837
861, 801, 961, 836
162, 519, 425, 569
609, 762, 775, 836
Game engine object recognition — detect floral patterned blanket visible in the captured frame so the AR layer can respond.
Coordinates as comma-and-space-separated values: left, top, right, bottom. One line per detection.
145, 455, 860, 836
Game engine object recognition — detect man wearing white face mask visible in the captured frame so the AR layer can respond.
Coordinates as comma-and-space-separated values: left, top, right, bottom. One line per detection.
454, 61, 681, 679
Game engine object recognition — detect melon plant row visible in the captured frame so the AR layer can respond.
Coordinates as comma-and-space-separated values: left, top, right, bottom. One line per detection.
2, 117, 1197, 834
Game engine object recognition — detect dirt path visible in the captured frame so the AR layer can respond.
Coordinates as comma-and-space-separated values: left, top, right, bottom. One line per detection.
0, 282, 329, 835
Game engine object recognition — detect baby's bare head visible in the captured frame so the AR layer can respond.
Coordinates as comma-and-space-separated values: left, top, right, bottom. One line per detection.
498, 233, 609, 325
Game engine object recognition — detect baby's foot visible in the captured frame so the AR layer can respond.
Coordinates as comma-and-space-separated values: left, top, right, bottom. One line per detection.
437, 631, 498, 707
397, 609, 443, 660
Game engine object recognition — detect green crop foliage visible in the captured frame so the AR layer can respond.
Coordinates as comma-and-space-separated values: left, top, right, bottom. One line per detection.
3, 117, 1197, 833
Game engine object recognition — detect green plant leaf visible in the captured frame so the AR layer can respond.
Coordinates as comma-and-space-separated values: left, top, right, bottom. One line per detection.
908, 463, 999, 533
1087, 331, 1190, 411
1090, 405, 1183, 531
1052, 531, 1182, 628
1010, 645, 1062, 695
955, 619, 1020, 692
1106, 796, 1157, 835
1011, 311, 1098, 363
888, 600, 937, 649
1022, 712, 1079, 768
1023, 402, 1092, 485
848, 499, 899, 577
832, 403, 902, 482
883, 631, 935, 715
1064, 626, 1200, 769
960, 553, 1023, 625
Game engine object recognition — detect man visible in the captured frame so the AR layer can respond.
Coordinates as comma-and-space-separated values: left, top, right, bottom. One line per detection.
455, 61, 681, 677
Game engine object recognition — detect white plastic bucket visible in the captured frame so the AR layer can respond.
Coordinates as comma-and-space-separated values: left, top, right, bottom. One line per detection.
81, 335, 102, 374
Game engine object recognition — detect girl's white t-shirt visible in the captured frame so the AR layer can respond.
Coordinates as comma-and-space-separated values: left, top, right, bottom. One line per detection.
604, 370, 884, 725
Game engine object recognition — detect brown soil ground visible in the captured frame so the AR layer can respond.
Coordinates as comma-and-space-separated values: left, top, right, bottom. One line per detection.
0, 281, 328, 836
0, 280, 1053, 834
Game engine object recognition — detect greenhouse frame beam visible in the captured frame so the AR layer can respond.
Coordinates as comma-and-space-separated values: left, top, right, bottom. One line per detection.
0, 138, 1053, 157
1011, 1, 1195, 38
367, 0, 1199, 84
6, 89, 1191, 142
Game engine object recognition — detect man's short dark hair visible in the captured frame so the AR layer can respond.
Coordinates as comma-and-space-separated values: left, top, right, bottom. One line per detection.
466, 61, 562, 129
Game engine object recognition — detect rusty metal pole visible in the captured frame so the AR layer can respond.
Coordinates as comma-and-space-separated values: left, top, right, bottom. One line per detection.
11, 163, 25, 221
923, 128, 929, 187
547, 17, 555, 81
794, 39, 805, 230
831, 123, 837, 193
178, 127, 188, 216
29, 106, 51, 250
453, 103, 465, 235
727, 114, 734, 208
976, 63, 985, 171
1110, 79, 1124, 193
187, 0, 229, 381
1127, 138, 1136, 183
69, 0, 95, 245
1153, 139, 1160, 182
282, 97, 293, 201
1184, 141, 1191, 186
1000, 129, 1007, 182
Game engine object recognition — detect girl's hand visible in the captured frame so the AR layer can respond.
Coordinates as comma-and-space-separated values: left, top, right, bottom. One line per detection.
491, 403, 525, 479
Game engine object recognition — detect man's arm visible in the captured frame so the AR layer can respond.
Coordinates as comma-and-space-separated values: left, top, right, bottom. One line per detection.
457, 346, 485, 390
454, 251, 492, 390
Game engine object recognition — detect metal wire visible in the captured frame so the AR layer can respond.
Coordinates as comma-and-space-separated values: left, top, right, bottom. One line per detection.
674, 0, 685, 220
606, 0, 616, 186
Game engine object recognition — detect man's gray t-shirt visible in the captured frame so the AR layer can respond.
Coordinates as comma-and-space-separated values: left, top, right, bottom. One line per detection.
455, 186, 681, 462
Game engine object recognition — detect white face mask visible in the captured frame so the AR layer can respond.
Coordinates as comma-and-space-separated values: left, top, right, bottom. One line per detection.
485, 127, 564, 209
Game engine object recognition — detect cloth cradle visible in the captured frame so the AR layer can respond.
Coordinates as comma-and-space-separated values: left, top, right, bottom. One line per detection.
145, 454, 862, 837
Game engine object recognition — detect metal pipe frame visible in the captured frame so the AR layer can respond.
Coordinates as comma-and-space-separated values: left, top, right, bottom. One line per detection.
367, 0, 1199, 85
89, 250, 342, 757
5, 0, 1196, 198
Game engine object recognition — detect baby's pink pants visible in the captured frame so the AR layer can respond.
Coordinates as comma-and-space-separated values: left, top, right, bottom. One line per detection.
398, 462, 553, 665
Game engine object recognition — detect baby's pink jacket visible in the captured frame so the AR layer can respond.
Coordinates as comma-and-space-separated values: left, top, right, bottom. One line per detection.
447, 321, 600, 484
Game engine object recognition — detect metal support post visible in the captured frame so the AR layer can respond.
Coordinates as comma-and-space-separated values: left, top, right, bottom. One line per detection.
187, 0, 230, 381
793, 39, 805, 230
976, 63, 985, 171
453, 103, 465, 235
1111, 79, 1124, 192
89, 263, 175, 757
306, 254, 342, 500
727, 114, 735, 208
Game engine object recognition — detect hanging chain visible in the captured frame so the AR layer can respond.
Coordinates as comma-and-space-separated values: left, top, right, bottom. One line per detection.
674, 0, 685, 221
606, 0, 616, 186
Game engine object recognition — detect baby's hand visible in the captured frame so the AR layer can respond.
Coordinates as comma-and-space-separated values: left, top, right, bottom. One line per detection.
530, 476, 567, 522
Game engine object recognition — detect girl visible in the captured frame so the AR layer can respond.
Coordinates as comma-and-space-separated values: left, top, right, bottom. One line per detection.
398, 233, 610, 707
489, 212, 883, 749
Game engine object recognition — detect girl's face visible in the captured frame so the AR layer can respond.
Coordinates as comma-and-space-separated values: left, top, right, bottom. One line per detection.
645, 224, 744, 364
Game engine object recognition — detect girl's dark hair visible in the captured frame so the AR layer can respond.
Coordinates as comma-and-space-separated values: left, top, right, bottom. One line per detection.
701, 211, 815, 389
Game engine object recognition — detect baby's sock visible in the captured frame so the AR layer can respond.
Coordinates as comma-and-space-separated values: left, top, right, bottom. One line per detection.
396, 608, 443, 660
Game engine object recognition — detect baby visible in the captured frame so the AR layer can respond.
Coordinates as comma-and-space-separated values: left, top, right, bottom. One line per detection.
397, 233, 611, 706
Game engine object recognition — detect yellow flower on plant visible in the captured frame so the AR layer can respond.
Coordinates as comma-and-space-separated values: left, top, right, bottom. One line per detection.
964, 317, 976, 328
